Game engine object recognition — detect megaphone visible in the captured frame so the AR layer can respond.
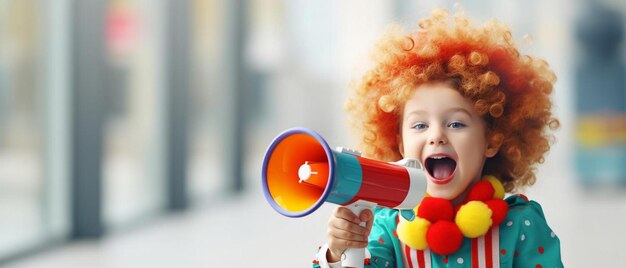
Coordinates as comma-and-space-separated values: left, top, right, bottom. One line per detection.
262, 127, 427, 268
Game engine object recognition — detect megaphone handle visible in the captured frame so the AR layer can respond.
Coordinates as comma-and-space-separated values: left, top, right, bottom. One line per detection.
342, 200, 376, 268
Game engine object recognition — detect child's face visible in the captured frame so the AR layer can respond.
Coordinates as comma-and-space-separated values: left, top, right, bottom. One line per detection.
399, 83, 498, 200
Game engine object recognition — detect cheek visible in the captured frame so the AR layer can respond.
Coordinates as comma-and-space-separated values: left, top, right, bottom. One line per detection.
457, 139, 488, 173
402, 138, 424, 158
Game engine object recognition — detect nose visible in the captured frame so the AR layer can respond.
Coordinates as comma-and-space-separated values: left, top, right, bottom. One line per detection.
427, 127, 448, 146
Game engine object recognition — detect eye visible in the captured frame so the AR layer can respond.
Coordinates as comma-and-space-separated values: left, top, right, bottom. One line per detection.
412, 123, 428, 130
447, 121, 465, 129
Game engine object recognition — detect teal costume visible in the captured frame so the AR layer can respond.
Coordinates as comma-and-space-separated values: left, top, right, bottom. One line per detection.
313, 195, 563, 267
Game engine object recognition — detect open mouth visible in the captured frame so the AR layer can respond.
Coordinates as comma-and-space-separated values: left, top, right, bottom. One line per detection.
425, 155, 457, 183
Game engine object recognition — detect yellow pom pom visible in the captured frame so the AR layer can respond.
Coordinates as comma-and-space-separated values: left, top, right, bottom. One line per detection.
455, 201, 492, 238
484, 175, 505, 199
397, 217, 431, 250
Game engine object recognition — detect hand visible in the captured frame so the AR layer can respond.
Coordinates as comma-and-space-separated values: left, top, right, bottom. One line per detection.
326, 206, 374, 262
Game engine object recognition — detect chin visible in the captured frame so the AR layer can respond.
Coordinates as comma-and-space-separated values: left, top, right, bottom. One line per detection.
426, 188, 460, 200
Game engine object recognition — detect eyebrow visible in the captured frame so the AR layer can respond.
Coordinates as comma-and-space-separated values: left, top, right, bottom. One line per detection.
405, 108, 474, 118
446, 108, 473, 118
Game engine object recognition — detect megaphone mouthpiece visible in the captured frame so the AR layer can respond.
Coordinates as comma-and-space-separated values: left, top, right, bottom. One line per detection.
298, 161, 327, 188
298, 161, 316, 182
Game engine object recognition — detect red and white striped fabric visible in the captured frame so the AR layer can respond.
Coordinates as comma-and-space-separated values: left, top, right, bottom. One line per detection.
403, 247, 432, 268
402, 227, 500, 268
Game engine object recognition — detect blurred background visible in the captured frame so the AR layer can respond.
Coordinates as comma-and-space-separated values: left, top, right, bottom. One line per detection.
0, 0, 625, 267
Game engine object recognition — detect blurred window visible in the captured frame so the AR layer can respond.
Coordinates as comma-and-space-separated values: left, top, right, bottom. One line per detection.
188, 0, 230, 201
0, 0, 70, 259
102, 0, 167, 228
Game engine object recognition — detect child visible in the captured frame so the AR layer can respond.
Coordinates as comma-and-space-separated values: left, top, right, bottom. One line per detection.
313, 9, 563, 267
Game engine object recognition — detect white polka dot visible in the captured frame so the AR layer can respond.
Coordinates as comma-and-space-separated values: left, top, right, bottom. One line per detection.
506, 221, 513, 227
524, 220, 531, 226
457, 257, 464, 264
521, 234, 526, 241
551, 232, 556, 238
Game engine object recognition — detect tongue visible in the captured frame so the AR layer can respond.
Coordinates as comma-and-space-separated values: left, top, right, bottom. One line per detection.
433, 159, 455, 179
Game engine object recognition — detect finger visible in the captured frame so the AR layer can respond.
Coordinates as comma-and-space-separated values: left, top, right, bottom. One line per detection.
360, 210, 375, 235
333, 207, 361, 225
329, 240, 368, 250
328, 227, 367, 242
359, 209, 373, 224
330, 217, 369, 236
328, 236, 369, 250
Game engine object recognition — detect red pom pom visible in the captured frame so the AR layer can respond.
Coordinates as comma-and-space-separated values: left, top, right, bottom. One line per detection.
426, 221, 463, 255
417, 197, 454, 222
467, 180, 495, 202
485, 199, 509, 226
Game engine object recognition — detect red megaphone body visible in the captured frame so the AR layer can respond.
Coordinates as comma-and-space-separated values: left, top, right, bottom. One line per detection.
262, 127, 427, 268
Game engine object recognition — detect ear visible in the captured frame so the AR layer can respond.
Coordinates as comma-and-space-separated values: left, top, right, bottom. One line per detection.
397, 134, 405, 157
484, 135, 502, 158
485, 145, 499, 158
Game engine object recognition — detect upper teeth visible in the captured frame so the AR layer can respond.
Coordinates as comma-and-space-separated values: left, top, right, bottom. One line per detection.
431, 156, 446, 159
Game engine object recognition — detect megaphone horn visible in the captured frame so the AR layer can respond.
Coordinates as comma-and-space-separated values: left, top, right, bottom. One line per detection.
262, 127, 427, 268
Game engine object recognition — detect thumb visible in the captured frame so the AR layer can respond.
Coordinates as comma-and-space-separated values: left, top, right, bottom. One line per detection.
359, 209, 373, 222
360, 209, 374, 232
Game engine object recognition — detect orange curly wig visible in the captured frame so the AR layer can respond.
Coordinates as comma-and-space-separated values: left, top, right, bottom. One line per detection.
345, 9, 559, 192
